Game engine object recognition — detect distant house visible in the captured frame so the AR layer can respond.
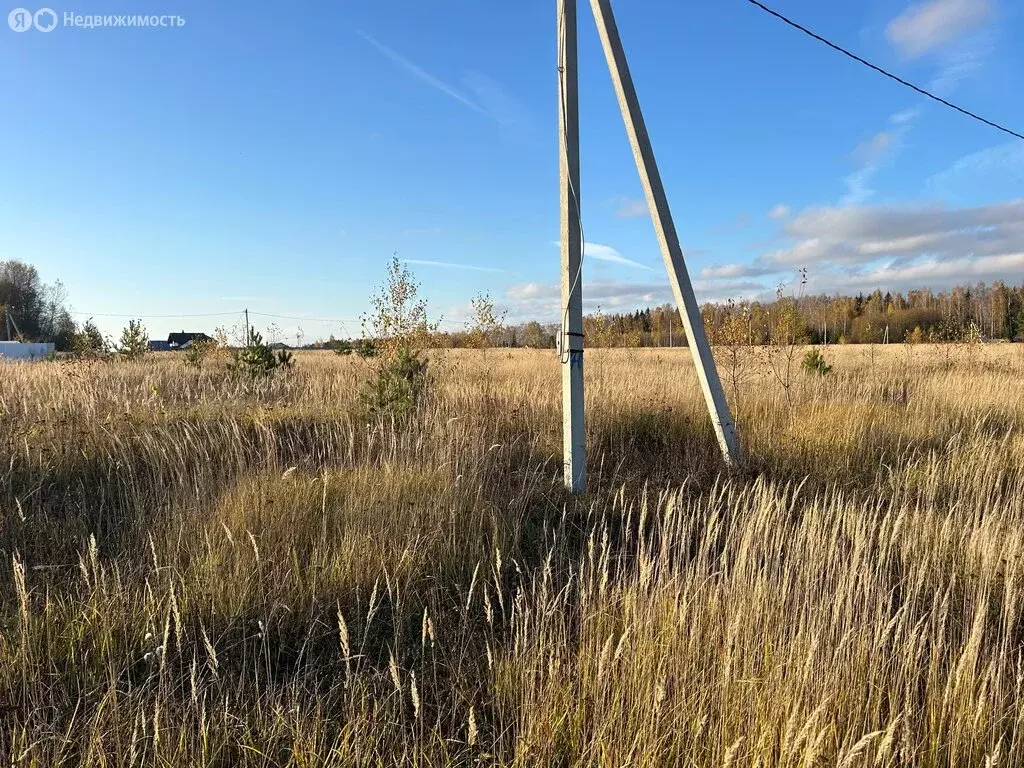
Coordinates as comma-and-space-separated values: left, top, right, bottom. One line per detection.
149, 340, 171, 352
167, 331, 213, 350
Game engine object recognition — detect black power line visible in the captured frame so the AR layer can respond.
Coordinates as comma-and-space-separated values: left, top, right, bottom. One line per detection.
69, 309, 466, 332
743, 0, 1024, 142
71, 310, 242, 319
249, 311, 359, 324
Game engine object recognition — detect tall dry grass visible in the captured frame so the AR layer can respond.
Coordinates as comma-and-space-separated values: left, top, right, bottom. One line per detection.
1, 343, 1023, 765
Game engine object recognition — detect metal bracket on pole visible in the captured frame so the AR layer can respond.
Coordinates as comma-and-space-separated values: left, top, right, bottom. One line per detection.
558, 0, 587, 493
588, 0, 739, 464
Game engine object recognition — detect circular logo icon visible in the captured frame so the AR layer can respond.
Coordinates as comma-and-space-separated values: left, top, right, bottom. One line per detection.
8, 7, 33, 31
34, 7, 57, 31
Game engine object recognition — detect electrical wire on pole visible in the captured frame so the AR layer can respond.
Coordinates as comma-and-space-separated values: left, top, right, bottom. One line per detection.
558, 0, 587, 494
743, 0, 1024, 142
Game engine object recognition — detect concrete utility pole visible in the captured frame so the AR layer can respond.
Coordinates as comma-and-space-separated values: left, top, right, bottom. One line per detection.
558, 0, 586, 493
4, 307, 22, 341
588, 0, 738, 464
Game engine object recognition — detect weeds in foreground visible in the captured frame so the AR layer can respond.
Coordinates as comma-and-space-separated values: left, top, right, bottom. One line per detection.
0, 344, 1022, 765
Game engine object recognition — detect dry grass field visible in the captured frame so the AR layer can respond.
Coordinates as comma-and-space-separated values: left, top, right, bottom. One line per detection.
2, 343, 1024, 766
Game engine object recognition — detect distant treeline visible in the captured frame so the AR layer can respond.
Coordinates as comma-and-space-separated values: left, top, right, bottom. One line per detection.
0, 260, 77, 348
7, 256, 1023, 352
417, 282, 1024, 349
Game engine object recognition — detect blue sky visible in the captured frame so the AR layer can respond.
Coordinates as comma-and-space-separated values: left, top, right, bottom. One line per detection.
2, 0, 1022, 340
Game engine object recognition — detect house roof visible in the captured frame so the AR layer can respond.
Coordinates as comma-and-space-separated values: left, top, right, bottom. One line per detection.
167, 331, 212, 347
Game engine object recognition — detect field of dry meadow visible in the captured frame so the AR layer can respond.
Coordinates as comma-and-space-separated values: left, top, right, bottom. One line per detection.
2, 343, 1024, 766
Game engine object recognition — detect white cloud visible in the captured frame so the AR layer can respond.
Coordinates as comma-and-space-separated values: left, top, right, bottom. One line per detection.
928, 141, 1024, 195
461, 71, 534, 138
504, 278, 765, 320
612, 197, 649, 219
696, 199, 1024, 296
358, 30, 488, 116
929, 31, 994, 93
785, 200, 1024, 242
359, 31, 529, 132
505, 280, 669, 316
885, 1, 995, 95
854, 131, 897, 165
842, 165, 880, 206
507, 197, 1024, 321
890, 108, 922, 125
824, 252, 1024, 295
856, 232, 953, 255
403, 258, 508, 274
886, 0, 992, 58
575, 242, 655, 271
840, 110, 918, 206
700, 263, 774, 280
768, 204, 790, 219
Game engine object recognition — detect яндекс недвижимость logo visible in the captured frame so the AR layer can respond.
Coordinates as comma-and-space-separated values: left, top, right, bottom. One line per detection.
8, 8, 184, 31
8, 7, 56, 31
